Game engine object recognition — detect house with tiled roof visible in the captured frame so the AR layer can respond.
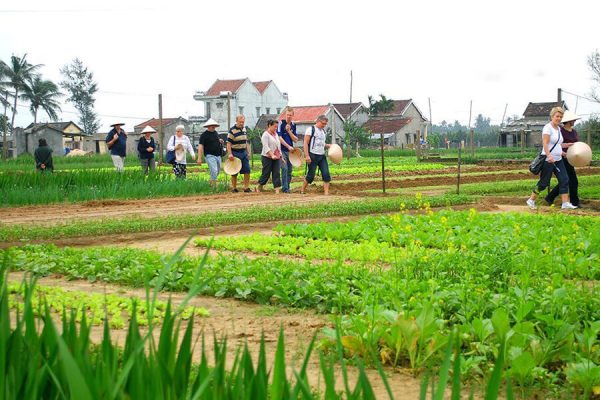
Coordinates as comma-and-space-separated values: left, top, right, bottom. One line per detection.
500, 101, 567, 147
332, 103, 369, 126
193, 78, 288, 131
131, 117, 192, 155
363, 99, 428, 147
277, 105, 346, 145
17, 121, 90, 156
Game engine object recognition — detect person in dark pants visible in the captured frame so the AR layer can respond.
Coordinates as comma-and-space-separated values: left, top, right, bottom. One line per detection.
34, 138, 53, 172
256, 119, 281, 193
301, 114, 332, 195
277, 107, 298, 193
227, 115, 252, 192
137, 125, 157, 174
545, 110, 581, 207
526, 107, 577, 210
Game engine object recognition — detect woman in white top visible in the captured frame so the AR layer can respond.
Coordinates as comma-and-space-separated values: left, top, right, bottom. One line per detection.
167, 124, 196, 179
256, 119, 282, 193
526, 107, 577, 210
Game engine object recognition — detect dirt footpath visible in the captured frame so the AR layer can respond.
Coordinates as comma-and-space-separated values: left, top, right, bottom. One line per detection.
0, 192, 358, 226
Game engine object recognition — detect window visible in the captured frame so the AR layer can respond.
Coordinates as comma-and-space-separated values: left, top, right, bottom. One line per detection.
205, 102, 211, 118
266, 107, 271, 114
256, 107, 261, 117
405, 133, 411, 144
239, 106, 244, 115
276, 108, 281, 114
216, 102, 223, 110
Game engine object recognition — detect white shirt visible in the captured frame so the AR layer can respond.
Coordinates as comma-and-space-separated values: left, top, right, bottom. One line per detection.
305, 126, 326, 155
540, 123, 563, 161
167, 135, 195, 164
261, 131, 281, 157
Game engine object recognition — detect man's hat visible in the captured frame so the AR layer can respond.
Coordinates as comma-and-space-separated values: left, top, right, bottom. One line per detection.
110, 122, 125, 127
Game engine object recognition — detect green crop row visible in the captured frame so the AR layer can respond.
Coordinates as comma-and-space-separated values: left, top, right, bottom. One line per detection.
7, 281, 208, 328
0, 194, 473, 242
0, 169, 227, 206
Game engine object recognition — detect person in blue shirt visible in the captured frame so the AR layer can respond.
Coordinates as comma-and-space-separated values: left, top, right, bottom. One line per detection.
277, 107, 298, 193
105, 122, 128, 171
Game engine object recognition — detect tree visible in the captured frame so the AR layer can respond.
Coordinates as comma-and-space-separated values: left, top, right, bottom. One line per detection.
474, 114, 491, 134
343, 120, 371, 156
0, 54, 41, 158
0, 62, 14, 159
20, 76, 62, 124
368, 94, 395, 116
60, 58, 100, 135
588, 50, 600, 101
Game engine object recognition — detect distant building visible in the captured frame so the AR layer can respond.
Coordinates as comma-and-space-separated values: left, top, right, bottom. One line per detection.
277, 105, 345, 145
18, 122, 90, 156
500, 101, 567, 147
332, 102, 369, 126
193, 78, 288, 131
363, 99, 428, 147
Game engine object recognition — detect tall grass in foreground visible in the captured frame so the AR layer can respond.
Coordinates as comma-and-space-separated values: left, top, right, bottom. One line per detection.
0, 169, 226, 206
0, 241, 395, 399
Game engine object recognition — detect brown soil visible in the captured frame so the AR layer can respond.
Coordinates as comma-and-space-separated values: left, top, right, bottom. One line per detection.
6, 272, 428, 398
0, 192, 358, 226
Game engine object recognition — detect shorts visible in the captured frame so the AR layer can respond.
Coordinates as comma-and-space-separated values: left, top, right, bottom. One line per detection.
232, 149, 251, 175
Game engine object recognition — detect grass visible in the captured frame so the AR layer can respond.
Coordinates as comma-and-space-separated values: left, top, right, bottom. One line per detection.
0, 194, 473, 242
0, 169, 227, 206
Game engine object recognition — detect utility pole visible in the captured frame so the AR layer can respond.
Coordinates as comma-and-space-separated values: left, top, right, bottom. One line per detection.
349, 70, 353, 104
380, 132, 385, 193
468, 100, 474, 157
557, 88, 562, 103
158, 94, 164, 163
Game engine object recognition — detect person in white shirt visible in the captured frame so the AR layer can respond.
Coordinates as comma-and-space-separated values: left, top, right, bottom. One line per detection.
526, 107, 577, 210
256, 119, 282, 193
167, 125, 195, 179
301, 115, 332, 195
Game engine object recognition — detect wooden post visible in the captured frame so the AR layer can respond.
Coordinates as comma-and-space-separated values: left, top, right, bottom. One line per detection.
470, 128, 474, 158
380, 132, 385, 193
456, 144, 462, 194
158, 94, 163, 163
416, 129, 421, 160
587, 127, 592, 146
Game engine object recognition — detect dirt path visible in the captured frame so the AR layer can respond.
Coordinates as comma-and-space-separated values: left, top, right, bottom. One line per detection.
0, 192, 358, 226
6, 272, 427, 398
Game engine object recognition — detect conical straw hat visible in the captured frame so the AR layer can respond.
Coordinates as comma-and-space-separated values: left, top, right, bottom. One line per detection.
224, 157, 242, 175
328, 143, 343, 164
288, 148, 303, 167
566, 142, 592, 167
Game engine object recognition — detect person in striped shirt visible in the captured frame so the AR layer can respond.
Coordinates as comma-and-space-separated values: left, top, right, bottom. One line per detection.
227, 115, 252, 192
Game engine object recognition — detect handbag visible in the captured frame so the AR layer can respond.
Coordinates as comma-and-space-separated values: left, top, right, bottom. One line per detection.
528, 132, 560, 175
165, 136, 176, 164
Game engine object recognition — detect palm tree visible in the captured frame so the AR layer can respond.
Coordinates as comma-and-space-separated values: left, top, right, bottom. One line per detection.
20, 76, 62, 125
0, 63, 15, 160
1, 54, 42, 137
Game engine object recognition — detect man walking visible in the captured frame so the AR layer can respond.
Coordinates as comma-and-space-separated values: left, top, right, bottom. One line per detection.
277, 107, 298, 193
301, 115, 332, 195
105, 122, 127, 171
227, 115, 252, 192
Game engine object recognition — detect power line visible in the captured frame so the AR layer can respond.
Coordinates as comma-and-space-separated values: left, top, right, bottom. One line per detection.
561, 89, 600, 104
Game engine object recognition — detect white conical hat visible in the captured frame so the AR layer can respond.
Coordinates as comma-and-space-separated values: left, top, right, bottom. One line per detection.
566, 142, 592, 167
328, 143, 343, 164
203, 118, 220, 127
224, 157, 242, 175
288, 148, 303, 167
141, 125, 157, 134
561, 110, 581, 124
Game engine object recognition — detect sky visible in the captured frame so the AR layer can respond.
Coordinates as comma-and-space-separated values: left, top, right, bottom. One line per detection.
2, 0, 600, 132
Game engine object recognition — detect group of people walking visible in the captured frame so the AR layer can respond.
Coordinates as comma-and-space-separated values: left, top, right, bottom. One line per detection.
97, 106, 334, 194
526, 106, 581, 210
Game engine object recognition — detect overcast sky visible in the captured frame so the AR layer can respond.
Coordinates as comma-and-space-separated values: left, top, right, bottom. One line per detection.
2, 0, 600, 131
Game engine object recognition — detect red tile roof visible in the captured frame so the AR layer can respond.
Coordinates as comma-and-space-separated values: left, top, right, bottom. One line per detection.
205, 79, 247, 96
363, 117, 412, 133
375, 99, 412, 116
135, 118, 179, 129
253, 81, 271, 94
332, 103, 363, 119
277, 105, 330, 124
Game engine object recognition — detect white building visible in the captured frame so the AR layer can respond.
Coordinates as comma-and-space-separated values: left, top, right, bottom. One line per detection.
193, 78, 288, 132
363, 99, 429, 147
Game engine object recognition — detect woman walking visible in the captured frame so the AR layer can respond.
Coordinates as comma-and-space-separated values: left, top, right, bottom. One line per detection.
256, 119, 282, 193
138, 125, 157, 174
526, 107, 577, 210
167, 125, 195, 179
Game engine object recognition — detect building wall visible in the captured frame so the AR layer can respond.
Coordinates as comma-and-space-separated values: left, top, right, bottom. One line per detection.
392, 103, 428, 148
22, 129, 65, 157
260, 84, 287, 120
349, 107, 369, 126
